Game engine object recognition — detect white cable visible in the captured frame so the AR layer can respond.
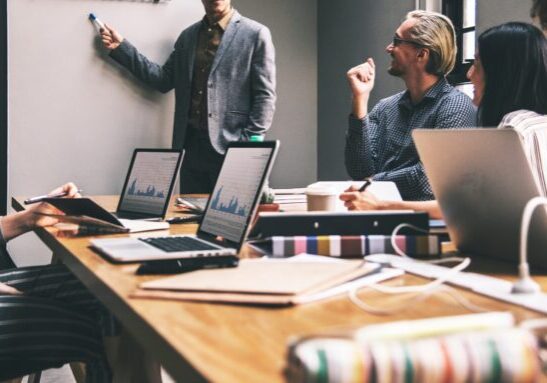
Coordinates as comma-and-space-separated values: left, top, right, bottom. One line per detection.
513, 196, 545, 294
367, 257, 470, 294
349, 222, 474, 312
383, 222, 469, 293
390, 223, 429, 257
349, 284, 488, 315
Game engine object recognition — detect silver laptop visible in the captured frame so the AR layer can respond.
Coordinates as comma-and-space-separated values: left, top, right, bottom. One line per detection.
413, 129, 547, 268
115, 148, 184, 220
91, 141, 280, 263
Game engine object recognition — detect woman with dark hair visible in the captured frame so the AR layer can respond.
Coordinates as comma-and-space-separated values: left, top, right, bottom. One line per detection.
472, 22, 547, 127
531, 0, 547, 33
340, 22, 547, 219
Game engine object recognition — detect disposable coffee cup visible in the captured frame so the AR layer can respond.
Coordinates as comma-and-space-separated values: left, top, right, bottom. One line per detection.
306, 187, 337, 211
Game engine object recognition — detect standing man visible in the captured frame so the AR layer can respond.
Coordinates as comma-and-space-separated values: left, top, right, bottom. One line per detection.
100, 0, 276, 193
344, 10, 476, 200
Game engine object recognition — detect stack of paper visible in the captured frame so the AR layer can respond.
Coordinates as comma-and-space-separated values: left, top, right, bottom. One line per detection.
273, 188, 307, 205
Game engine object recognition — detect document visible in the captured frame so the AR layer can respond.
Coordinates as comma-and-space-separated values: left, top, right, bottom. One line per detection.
133, 255, 402, 306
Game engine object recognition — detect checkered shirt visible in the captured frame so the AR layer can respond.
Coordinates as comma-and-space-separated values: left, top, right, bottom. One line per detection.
345, 77, 477, 200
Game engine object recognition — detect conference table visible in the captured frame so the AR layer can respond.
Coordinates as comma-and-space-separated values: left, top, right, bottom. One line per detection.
12, 196, 547, 383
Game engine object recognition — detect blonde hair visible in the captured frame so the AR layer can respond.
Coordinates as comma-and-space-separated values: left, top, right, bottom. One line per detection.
405, 10, 457, 76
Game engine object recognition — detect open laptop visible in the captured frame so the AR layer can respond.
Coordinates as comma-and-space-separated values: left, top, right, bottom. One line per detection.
413, 129, 547, 268
91, 141, 280, 262
40, 148, 183, 234
115, 148, 184, 220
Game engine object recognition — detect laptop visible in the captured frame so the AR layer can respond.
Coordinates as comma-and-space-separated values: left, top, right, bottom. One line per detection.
115, 148, 184, 220
91, 141, 280, 262
413, 129, 547, 268
40, 148, 183, 234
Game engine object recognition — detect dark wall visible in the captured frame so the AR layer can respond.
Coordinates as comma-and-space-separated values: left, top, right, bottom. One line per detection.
317, 0, 415, 180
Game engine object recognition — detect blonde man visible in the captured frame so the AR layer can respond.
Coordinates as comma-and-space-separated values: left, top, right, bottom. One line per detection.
344, 10, 476, 201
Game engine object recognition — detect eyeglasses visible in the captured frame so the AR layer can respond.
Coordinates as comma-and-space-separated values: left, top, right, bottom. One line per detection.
392, 35, 426, 48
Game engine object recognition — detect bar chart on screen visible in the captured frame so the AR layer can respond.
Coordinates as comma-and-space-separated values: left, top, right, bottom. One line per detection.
200, 148, 272, 242
119, 152, 180, 214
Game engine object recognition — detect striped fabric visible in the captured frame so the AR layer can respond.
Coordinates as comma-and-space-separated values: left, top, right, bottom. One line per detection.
0, 264, 115, 382
499, 110, 547, 195
269, 235, 441, 258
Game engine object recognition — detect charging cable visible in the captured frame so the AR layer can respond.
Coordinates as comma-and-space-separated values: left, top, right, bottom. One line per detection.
512, 196, 545, 294
348, 223, 488, 315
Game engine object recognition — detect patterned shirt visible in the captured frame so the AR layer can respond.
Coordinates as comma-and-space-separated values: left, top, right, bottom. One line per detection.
188, 10, 234, 131
345, 77, 477, 200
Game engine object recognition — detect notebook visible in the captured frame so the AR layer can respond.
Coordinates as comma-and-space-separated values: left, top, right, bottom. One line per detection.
90, 141, 280, 262
134, 255, 390, 306
40, 198, 170, 234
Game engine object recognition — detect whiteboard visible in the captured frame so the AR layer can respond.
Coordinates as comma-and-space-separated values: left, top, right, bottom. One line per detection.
8, 0, 203, 198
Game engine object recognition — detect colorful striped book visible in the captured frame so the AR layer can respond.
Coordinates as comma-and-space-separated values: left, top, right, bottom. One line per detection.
250, 235, 443, 258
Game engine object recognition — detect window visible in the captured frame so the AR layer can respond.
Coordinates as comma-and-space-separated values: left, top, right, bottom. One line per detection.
443, 0, 476, 85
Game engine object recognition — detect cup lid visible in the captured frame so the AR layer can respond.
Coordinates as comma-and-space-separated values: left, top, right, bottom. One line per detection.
305, 187, 337, 196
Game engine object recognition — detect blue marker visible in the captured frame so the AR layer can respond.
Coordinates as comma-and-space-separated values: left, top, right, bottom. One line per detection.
89, 13, 105, 31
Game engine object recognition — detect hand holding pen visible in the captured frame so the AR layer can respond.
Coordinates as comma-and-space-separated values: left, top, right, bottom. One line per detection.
339, 179, 380, 211
24, 184, 83, 205
22, 183, 82, 230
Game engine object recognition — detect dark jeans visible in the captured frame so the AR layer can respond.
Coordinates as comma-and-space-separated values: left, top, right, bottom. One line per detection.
181, 129, 224, 194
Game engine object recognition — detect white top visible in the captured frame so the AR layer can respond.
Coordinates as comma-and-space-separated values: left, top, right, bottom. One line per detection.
498, 109, 547, 195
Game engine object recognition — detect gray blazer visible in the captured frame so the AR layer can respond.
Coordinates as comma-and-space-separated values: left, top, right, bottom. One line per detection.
110, 10, 276, 154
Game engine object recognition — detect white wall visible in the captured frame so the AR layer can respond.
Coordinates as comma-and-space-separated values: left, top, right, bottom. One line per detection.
477, 0, 532, 34
7, 0, 317, 265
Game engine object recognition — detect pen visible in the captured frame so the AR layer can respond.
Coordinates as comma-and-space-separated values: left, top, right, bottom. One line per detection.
176, 198, 203, 212
358, 179, 372, 192
24, 189, 83, 205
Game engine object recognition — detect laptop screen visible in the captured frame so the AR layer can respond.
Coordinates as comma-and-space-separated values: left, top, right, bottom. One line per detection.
199, 144, 277, 244
117, 149, 183, 217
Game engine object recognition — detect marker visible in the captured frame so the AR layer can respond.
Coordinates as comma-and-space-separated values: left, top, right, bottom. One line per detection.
89, 13, 105, 30
24, 189, 84, 205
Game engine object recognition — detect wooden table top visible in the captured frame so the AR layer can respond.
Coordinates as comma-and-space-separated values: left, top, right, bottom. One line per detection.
12, 195, 547, 383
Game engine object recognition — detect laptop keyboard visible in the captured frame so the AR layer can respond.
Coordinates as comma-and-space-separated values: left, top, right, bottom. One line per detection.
140, 236, 219, 252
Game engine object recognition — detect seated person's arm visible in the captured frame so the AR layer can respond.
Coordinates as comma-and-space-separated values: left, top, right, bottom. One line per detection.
0, 183, 80, 295
339, 187, 443, 220
1, 182, 81, 241
374, 162, 433, 201
345, 59, 381, 180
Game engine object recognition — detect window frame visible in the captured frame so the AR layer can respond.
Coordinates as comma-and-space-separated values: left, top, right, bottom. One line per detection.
443, 0, 476, 85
